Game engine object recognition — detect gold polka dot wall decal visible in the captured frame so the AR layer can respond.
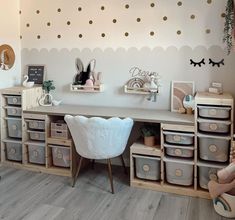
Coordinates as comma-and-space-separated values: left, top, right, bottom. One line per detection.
150, 31, 155, 36
190, 15, 195, 19
20, 35, 22, 39
36, 10, 40, 14
57, 35, 61, 38
89, 20, 93, 24
37, 35, 41, 39
125, 32, 129, 37
137, 18, 141, 22
79, 34, 83, 38
57, 8, 61, 12
101, 6, 105, 10
163, 16, 167, 21
177, 30, 182, 35
207, 0, 212, 4
19, 10, 21, 14
47, 22, 51, 26
67, 21, 71, 25
113, 19, 117, 23
177, 1, 182, 6
26, 23, 30, 27
101, 33, 105, 37
125, 4, 129, 9
206, 29, 211, 34
150, 3, 155, 7
78, 7, 82, 11
221, 13, 226, 18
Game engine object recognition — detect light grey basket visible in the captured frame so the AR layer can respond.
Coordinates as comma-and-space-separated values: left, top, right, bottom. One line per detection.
198, 135, 230, 162
5, 95, 21, 106
197, 161, 225, 189
164, 157, 194, 186
4, 139, 22, 162
163, 131, 194, 145
27, 130, 45, 141
49, 145, 70, 168
198, 105, 231, 120
133, 154, 161, 181
164, 144, 194, 158
26, 120, 45, 130
4, 106, 22, 117
28, 144, 45, 165
6, 117, 22, 138
198, 119, 231, 134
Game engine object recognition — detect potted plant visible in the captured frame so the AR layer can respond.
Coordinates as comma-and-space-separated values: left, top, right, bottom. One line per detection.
41, 80, 55, 105
141, 124, 157, 147
223, 0, 234, 54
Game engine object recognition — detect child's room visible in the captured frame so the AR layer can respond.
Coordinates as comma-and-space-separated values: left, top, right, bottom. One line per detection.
1, 0, 235, 219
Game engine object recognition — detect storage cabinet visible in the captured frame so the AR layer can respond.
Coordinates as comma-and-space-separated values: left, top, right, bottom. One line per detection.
195, 92, 234, 193
0, 86, 42, 166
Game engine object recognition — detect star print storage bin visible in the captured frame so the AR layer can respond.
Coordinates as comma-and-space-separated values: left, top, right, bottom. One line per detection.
198, 106, 231, 120
5, 106, 22, 117
26, 120, 45, 130
133, 154, 161, 181
28, 143, 45, 165
198, 135, 230, 162
164, 144, 194, 158
6, 117, 22, 138
197, 161, 225, 190
4, 139, 22, 162
163, 131, 194, 145
164, 156, 194, 186
198, 119, 231, 134
5, 95, 21, 106
49, 145, 70, 168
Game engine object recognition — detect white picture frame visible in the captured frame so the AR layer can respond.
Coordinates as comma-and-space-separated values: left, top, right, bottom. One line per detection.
171, 81, 195, 112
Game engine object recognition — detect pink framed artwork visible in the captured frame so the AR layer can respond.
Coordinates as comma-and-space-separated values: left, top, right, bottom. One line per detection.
171, 81, 195, 112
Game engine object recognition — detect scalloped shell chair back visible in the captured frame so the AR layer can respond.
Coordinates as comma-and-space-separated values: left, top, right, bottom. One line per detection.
64, 115, 133, 193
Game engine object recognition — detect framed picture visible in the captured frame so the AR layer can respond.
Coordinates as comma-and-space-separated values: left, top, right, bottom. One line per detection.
171, 81, 195, 112
27, 65, 45, 84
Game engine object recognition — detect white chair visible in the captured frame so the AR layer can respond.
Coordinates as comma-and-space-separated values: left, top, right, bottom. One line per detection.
64, 115, 133, 193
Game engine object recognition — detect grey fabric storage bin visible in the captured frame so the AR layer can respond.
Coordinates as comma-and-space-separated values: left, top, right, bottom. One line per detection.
198, 161, 225, 189
28, 144, 45, 165
198, 119, 231, 134
4, 140, 22, 162
133, 154, 161, 181
5, 95, 21, 106
198, 136, 230, 162
5, 106, 22, 117
26, 120, 45, 130
6, 118, 22, 138
164, 157, 194, 186
163, 131, 194, 145
49, 145, 70, 167
28, 130, 45, 141
198, 106, 231, 119
164, 144, 194, 158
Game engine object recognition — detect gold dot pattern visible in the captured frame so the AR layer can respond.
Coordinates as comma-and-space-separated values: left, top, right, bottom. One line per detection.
20, 2, 223, 47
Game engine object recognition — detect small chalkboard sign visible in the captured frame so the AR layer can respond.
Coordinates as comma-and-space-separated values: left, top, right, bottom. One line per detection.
27, 65, 45, 84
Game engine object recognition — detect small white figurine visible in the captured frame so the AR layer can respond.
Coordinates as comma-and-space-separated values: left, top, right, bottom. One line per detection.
143, 73, 160, 102
22, 75, 34, 88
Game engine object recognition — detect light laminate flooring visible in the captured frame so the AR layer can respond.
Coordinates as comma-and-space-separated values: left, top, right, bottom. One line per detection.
0, 165, 230, 220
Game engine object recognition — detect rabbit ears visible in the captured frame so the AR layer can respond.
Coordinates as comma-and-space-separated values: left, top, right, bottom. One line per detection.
75, 58, 96, 73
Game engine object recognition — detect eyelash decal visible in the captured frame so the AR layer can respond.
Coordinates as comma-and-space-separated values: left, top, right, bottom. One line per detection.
209, 58, 225, 67
190, 58, 205, 67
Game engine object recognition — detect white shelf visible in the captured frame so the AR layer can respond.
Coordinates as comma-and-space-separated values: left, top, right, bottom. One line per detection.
124, 85, 159, 95
70, 84, 104, 93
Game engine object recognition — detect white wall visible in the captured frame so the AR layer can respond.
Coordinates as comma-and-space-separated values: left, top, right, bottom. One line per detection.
19, 0, 235, 110
0, 0, 21, 88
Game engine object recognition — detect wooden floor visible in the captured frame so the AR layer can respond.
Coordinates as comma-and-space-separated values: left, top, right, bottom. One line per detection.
0, 165, 229, 220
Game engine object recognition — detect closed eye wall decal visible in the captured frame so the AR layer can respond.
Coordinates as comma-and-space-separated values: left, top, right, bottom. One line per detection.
209, 58, 225, 67
190, 58, 205, 67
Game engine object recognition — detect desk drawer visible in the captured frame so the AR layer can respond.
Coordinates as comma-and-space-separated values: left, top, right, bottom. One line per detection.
163, 131, 194, 145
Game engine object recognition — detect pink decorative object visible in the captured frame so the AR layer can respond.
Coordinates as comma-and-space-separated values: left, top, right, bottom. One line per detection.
84, 79, 94, 90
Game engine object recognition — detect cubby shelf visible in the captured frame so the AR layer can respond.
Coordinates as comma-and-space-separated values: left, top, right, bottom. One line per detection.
70, 84, 104, 93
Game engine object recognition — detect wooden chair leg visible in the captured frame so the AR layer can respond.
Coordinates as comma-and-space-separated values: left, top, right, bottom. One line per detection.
120, 155, 128, 175
72, 156, 83, 187
91, 159, 95, 169
107, 159, 114, 194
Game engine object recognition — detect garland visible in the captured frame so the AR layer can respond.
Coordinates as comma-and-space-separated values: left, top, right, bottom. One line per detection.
223, 0, 234, 55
